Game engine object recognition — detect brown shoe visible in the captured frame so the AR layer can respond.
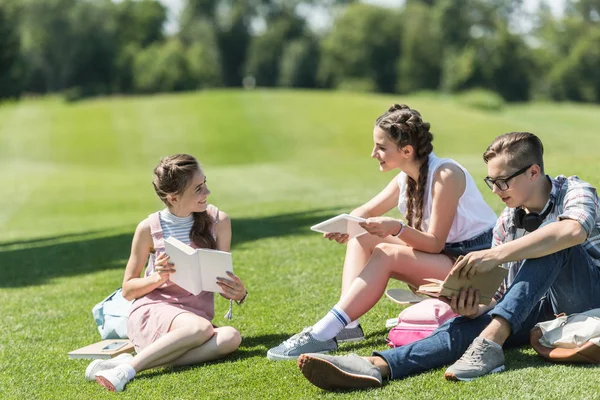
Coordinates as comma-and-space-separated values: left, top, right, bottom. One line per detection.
297, 353, 382, 390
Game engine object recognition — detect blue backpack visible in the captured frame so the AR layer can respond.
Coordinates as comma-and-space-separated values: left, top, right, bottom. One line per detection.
92, 288, 133, 339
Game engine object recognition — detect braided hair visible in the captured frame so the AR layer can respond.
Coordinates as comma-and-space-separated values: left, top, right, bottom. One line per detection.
375, 104, 434, 231
152, 154, 217, 249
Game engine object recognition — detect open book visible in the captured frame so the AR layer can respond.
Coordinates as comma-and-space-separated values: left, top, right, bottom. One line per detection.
417, 257, 508, 306
68, 339, 134, 359
310, 214, 368, 239
164, 236, 234, 295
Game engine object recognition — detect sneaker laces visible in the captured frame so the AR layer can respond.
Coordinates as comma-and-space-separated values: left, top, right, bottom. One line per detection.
282, 328, 312, 350
458, 340, 488, 364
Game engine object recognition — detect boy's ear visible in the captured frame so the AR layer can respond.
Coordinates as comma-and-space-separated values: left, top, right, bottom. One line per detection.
529, 164, 542, 180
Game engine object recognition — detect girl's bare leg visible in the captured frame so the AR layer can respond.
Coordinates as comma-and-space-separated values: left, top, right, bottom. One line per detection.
338, 243, 453, 321
341, 234, 405, 297
127, 313, 239, 372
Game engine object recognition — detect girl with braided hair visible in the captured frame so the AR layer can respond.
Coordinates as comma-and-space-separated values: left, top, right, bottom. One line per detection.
267, 104, 496, 360
87, 154, 247, 392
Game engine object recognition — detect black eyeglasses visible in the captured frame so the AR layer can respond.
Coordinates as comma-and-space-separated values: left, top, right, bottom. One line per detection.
484, 164, 532, 191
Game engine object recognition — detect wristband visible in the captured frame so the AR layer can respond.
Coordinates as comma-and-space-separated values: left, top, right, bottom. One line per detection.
393, 220, 406, 237
236, 291, 248, 305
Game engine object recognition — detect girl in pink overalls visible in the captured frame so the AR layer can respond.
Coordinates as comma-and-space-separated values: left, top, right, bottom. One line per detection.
88, 154, 247, 392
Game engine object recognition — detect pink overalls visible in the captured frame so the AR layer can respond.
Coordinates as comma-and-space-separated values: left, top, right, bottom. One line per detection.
127, 205, 219, 352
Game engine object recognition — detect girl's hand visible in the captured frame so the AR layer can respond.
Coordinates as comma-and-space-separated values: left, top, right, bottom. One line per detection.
153, 253, 175, 284
323, 232, 350, 244
217, 271, 247, 301
359, 217, 402, 238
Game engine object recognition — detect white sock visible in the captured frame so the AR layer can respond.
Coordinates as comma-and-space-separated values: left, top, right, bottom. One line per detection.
311, 305, 351, 341
115, 363, 136, 381
345, 320, 360, 329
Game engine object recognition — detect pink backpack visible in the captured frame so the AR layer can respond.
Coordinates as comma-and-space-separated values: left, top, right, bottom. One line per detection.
387, 298, 457, 347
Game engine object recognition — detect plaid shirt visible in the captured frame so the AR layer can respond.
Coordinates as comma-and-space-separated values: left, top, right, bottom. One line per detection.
492, 175, 600, 300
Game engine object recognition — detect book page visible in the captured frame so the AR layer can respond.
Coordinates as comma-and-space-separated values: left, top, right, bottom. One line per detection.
310, 214, 368, 239
197, 249, 234, 293
164, 236, 204, 295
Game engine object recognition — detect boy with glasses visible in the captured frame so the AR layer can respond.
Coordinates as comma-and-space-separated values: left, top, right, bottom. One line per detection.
296, 132, 600, 389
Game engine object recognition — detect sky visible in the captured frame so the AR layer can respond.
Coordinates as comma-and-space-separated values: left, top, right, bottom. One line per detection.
158, 0, 566, 34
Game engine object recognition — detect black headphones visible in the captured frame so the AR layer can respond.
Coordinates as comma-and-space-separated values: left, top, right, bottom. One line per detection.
514, 198, 554, 232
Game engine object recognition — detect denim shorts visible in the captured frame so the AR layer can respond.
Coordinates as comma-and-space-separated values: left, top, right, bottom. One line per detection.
442, 228, 493, 258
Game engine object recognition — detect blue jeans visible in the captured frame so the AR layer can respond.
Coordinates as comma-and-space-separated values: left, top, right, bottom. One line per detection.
374, 244, 600, 380
443, 228, 493, 258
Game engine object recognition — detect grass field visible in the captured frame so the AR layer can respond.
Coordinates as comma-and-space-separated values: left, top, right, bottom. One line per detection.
1, 90, 599, 399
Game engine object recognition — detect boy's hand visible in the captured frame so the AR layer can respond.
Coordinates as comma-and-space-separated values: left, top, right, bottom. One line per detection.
450, 250, 499, 278
449, 288, 480, 318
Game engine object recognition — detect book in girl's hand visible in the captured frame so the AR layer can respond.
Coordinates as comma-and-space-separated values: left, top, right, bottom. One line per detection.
164, 236, 234, 295
310, 214, 368, 239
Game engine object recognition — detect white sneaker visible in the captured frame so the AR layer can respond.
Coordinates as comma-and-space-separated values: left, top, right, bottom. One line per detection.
85, 353, 134, 381
96, 367, 131, 392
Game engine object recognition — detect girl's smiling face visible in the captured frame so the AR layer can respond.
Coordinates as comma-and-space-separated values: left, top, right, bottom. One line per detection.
168, 169, 211, 215
371, 126, 407, 172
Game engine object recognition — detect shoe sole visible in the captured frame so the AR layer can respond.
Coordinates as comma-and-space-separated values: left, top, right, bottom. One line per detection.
336, 336, 365, 344
96, 375, 117, 392
297, 354, 382, 390
266, 349, 332, 361
85, 353, 133, 381
444, 365, 506, 381
85, 359, 104, 381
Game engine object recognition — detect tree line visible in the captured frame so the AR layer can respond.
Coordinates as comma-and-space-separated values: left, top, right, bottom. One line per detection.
1, 0, 599, 103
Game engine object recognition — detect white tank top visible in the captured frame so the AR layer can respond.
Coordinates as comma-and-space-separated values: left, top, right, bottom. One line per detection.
397, 153, 497, 243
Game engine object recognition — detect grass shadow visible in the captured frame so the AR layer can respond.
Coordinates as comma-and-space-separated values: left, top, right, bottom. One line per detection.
134, 333, 294, 381
0, 207, 347, 288
231, 206, 352, 245
337, 327, 391, 354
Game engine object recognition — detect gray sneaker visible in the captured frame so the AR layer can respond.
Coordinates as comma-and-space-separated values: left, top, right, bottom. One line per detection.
267, 327, 337, 360
297, 353, 382, 390
335, 324, 365, 343
444, 337, 505, 381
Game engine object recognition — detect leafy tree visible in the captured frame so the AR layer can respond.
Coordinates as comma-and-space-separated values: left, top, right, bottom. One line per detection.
0, 2, 22, 98
318, 3, 401, 92
134, 39, 192, 93
396, 1, 441, 93
546, 26, 600, 102
278, 37, 319, 88
245, 8, 306, 86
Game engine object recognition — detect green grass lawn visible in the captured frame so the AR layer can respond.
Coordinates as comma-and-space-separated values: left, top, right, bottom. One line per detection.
1, 90, 599, 399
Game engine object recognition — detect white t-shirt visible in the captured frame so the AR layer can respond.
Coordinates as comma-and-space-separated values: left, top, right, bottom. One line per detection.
397, 152, 497, 243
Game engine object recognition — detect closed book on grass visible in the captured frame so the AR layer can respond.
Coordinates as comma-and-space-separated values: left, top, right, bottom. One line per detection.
417, 262, 508, 306
68, 339, 134, 359
164, 236, 234, 295
310, 214, 368, 239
